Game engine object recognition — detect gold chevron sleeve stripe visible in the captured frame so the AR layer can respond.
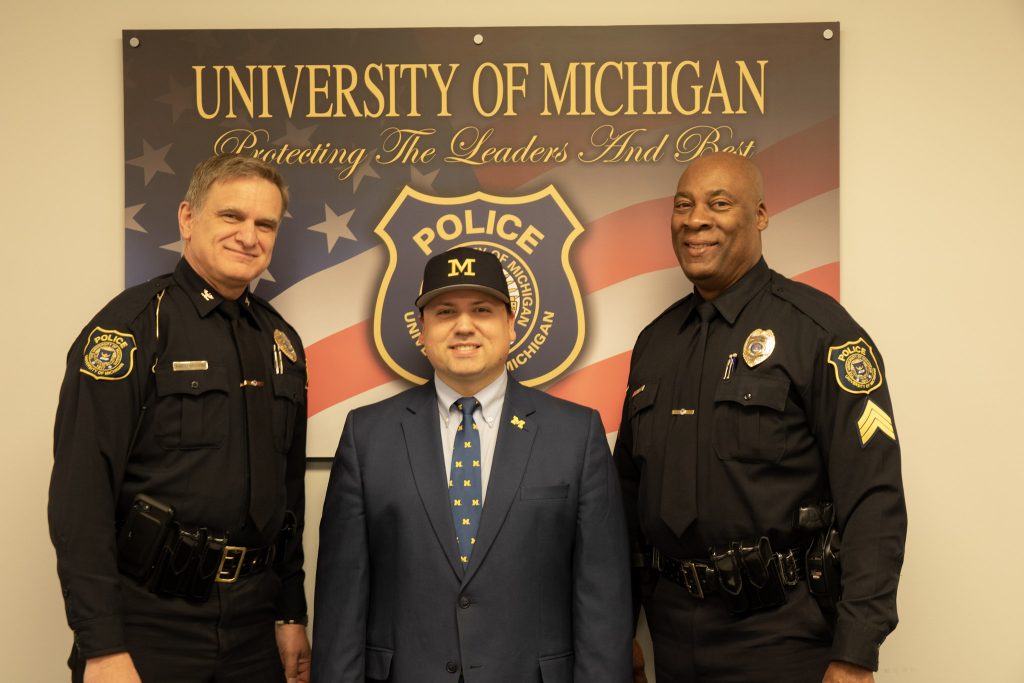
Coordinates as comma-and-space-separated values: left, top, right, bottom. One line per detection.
857, 399, 896, 445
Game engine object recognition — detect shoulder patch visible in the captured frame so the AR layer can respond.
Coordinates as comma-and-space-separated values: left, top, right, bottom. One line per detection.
80, 327, 137, 380
827, 338, 882, 394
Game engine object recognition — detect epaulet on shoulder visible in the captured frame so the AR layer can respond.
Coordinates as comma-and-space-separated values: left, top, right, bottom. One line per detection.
249, 292, 302, 340
249, 291, 281, 317
95, 273, 175, 325
768, 271, 857, 334
641, 293, 693, 333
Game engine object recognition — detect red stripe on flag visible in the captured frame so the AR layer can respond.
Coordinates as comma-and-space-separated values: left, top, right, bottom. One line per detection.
546, 352, 632, 435
756, 117, 839, 217
306, 321, 393, 416
575, 118, 839, 296
791, 261, 839, 301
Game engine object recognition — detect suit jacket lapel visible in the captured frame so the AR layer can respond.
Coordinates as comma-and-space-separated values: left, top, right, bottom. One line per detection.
463, 379, 537, 585
402, 382, 463, 579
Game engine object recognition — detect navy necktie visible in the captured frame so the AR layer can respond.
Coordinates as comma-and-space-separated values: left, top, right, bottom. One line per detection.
449, 398, 482, 568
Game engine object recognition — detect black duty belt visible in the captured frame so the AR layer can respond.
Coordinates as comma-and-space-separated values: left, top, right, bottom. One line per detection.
151, 525, 277, 601
650, 545, 804, 600
215, 543, 276, 583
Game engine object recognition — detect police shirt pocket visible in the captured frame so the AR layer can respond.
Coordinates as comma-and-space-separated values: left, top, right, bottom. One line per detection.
154, 368, 229, 449
538, 651, 574, 682
364, 646, 393, 681
626, 381, 659, 455
712, 375, 789, 464
521, 483, 570, 501
271, 372, 304, 452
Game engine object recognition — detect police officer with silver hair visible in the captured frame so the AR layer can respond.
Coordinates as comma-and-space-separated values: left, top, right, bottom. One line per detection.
49, 154, 311, 683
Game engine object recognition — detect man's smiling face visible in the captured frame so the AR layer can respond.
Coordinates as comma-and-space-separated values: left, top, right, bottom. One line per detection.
671, 153, 768, 300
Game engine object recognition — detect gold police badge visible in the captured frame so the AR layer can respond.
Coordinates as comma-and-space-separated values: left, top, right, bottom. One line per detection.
827, 338, 883, 394
80, 327, 137, 380
742, 329, 775, 367
274, 329, 298, 363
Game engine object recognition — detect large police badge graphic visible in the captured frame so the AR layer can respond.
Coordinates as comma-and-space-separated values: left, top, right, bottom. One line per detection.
373, 185, 586, 386
827, 337, 883, 395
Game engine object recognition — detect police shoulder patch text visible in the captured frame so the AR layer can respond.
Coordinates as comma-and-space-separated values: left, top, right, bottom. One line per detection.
827, 337, 882, 394
80, 326, 137, 380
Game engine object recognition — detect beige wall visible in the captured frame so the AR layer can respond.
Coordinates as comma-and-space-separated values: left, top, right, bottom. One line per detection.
4, 1, 1022, 680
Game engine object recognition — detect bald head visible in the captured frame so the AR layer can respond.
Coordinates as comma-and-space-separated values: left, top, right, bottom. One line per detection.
671, 152, 769, 300
681, 152, 765, 205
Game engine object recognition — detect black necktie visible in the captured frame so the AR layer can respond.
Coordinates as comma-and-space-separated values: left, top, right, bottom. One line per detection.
661, 301, 716, 537
221, 299, 277, 535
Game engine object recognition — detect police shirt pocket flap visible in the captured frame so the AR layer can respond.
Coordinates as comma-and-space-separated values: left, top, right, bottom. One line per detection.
271, 373, 304, 403
627, 381, 658, 418
538, 651, 574, 682
155, 367, 230, 397
521, 484, 570, 500
714, 375, 789, 411
364, 646, 393, 680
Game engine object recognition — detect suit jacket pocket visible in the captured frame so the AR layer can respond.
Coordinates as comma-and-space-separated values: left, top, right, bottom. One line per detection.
539, 651, 574, 682
365, 646, 393, 681
521, 483, 570, 500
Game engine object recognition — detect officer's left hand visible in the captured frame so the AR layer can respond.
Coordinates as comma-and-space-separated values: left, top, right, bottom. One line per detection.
823, 660, 874, 683
276, 623, 311, 683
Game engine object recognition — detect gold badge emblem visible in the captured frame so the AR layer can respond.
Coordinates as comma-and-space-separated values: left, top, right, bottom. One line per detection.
742, 329, 775, 368
80, 327, 137, 381
274, 329, 298, 363
828, 338, 883, 395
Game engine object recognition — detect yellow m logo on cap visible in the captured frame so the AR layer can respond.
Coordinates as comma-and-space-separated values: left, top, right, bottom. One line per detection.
448, 258, 476, 277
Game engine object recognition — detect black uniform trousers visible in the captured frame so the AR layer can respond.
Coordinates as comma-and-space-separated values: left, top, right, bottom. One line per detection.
642, 573, 834, 683
70, 571, 284, 683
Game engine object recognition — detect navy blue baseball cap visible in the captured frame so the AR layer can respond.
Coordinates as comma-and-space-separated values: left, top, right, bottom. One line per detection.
415, 247, 510, 309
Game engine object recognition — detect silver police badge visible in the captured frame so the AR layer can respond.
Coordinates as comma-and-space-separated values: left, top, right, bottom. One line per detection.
373, 186, 586, 386
742, 329, 775, 368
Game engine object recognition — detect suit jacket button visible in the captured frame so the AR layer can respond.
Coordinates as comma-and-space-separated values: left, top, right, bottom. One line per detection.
446, 661, 459, 674
458, 596, 471, 609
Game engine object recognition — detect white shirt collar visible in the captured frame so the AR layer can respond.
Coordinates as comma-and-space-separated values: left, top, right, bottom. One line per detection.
434, 372, 508, 426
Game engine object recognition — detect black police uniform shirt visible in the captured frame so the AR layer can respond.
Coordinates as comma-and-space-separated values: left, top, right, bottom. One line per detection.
49, 259, 308, 659
615, 258, 906, 671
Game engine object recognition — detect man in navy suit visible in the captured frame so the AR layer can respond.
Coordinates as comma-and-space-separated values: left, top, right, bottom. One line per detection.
312, 247, 632, 682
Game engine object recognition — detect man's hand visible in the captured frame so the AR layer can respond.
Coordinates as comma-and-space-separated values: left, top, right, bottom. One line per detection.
83, 653, 142, 683
823, 660, 874, 683
276, 623, 311, 683
631, 639, 649, 683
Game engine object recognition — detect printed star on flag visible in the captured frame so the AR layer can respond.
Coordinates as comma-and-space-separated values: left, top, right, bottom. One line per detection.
274, 121, 318, 147
308, 205, 357, 253
126, 204, 146, 233
160, 239, 185, 254
250, 269, 276, 293
155, 76, 194, 123
411, 167, 440, 191
350, 150, 380, 192
127, 141, 175, 186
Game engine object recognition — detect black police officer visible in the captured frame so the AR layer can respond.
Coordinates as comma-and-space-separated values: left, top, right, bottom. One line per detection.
49, 154, 311, 682
616, 152, 906, 683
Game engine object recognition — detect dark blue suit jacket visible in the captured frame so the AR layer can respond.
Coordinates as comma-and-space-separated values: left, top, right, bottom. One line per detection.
312, 378, 632, 682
